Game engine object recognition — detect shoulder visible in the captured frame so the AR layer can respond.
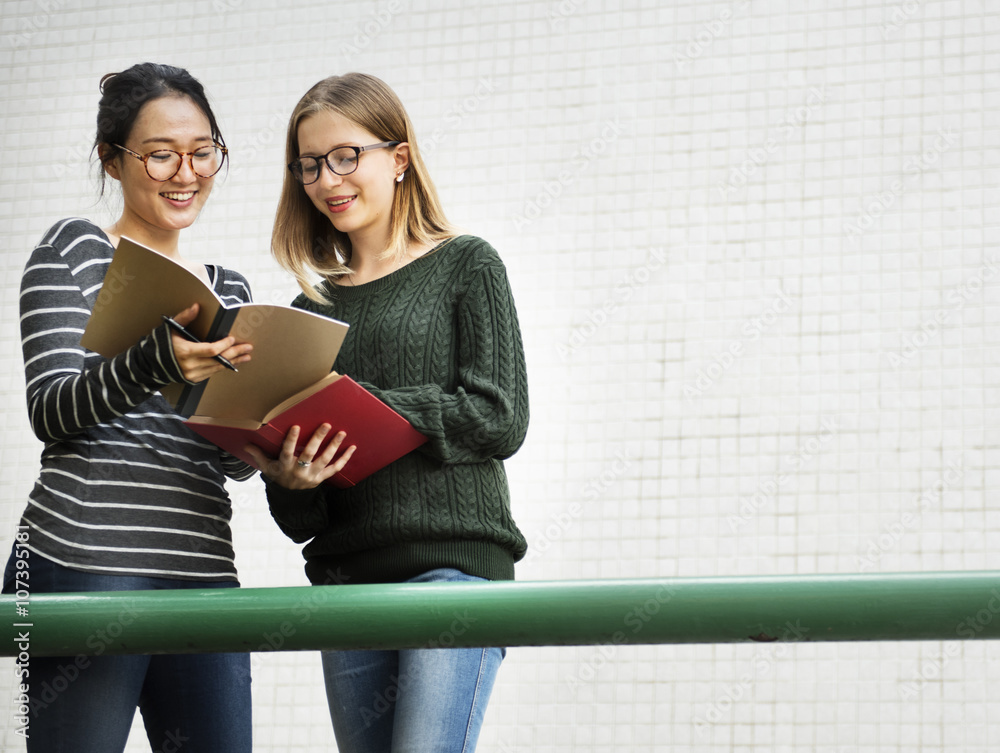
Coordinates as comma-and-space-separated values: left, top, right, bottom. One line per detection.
434, 235, 508, 278
26, 218, 112, 273
36, 218, 110, 254
440, 234, 501, 262
428, 237, 520, 312
216, 267, 253, 302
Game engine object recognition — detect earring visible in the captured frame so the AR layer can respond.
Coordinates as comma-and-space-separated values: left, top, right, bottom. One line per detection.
395, 172, 405, 183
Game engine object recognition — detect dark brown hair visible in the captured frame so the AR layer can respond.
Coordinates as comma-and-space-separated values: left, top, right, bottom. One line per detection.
93, 62, 225, 195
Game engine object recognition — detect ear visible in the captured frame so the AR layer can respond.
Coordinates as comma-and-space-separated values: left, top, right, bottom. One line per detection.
392, 142, 410, 175
99, 144, 122, 182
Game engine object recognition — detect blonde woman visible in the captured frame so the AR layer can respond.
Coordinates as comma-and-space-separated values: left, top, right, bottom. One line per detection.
247, 72, 529, 752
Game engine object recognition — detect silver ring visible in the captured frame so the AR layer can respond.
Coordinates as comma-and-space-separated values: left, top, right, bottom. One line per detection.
297, 460, 312, 467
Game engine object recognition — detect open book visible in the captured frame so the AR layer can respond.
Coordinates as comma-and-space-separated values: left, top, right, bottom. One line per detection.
81, 236, 349, 419
184, 372, 428, 488
82, 236, 426, 486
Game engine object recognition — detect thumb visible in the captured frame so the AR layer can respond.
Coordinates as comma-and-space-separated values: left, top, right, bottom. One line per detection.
171, 303, 200, 327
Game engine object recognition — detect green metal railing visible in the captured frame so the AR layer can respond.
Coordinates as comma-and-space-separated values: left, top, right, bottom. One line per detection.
3, 572, 999, 658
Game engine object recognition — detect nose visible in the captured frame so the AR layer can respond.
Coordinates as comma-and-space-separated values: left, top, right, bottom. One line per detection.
316, 159, 344, 186
172, 154, 199, 183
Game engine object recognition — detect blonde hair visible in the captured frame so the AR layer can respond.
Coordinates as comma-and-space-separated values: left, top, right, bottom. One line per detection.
272, 72, 454, 302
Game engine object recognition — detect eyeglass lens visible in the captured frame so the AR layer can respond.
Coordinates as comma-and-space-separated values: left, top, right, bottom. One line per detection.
295, 147, 360, 184
145, 147, 225, 180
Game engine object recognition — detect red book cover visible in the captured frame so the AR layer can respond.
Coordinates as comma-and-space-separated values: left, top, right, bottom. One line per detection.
184, 373, 428, 488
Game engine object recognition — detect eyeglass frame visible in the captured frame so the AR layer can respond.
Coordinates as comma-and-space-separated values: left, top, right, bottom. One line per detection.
112, 142, 229, 181
288, 141, 401, 185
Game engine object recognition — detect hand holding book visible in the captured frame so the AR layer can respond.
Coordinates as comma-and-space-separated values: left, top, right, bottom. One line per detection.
164, 303, 252, 380
184, 371, 428, 489
243, 421, 357, 490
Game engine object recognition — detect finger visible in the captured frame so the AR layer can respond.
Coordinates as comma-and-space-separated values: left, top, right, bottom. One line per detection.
298, 423, 333, 462
243, 442, 266, 467
243, 443, 284, 480
316, 443, 357, 482
172, 333, 227, 356
219, 342, 253, 360
173, 343, 234, 384
172, 303, 200, 326
279, 426, 303, 462
211, 341, 252, 368
315, 430, 348, 465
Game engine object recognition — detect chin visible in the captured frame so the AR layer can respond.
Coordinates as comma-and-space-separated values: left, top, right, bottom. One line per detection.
328, 216, 357, 234
168, 209, 204, 228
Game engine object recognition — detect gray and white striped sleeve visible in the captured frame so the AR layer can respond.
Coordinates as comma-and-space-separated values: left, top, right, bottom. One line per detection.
20, 242, 189, 442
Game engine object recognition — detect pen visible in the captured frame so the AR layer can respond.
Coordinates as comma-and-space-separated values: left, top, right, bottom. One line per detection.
161, 315, 239, 373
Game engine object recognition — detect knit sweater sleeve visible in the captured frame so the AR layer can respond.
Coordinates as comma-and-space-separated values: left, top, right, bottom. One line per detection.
21, 240, 191, 443
363, 256, 529, 465
264, 478, 329, 543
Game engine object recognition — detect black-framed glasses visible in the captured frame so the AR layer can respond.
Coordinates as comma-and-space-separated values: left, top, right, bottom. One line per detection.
288, 141, 400, 185
113, 143, 228, 181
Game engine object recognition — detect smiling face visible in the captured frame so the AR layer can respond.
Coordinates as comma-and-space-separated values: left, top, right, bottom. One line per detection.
104, 94, 218, 246
296, 109, 406, 252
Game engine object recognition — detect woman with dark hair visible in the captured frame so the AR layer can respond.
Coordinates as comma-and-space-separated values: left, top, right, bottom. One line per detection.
248, 72, 529, 752
3, 62, 254, 752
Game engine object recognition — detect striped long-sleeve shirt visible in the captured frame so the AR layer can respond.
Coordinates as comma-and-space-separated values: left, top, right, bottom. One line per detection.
17, 218, 255, 581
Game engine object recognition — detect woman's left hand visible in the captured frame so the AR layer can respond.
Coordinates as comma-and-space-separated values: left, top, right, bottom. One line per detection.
244, 423, 356, 490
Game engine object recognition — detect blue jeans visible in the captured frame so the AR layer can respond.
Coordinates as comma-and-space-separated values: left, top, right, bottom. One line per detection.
2, 547, 252, 753
321, 568, 505, 753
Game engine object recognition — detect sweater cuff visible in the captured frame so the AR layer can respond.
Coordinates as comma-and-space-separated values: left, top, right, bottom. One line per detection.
133, 323, 197, 387
263, 477, 328, 542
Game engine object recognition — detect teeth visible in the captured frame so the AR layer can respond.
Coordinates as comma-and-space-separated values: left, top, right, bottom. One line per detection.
329, 197, 353, 206
163, 192, 194, 201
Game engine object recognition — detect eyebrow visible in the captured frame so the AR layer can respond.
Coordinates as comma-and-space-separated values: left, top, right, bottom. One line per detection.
139, 135, 214, 146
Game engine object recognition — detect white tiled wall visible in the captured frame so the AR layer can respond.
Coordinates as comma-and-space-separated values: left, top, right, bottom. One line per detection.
1, 1, 998, 751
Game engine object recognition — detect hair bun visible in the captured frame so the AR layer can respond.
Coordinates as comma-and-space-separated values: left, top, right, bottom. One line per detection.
99, 72, 118, 94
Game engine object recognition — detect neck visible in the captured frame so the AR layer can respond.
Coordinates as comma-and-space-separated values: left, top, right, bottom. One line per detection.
345, 252, 400, 286
104, 221, 209, 283
344, 228, 394, 280
106, 221, 182, 259
342, 238, 443, 287
347, 224, 391, 262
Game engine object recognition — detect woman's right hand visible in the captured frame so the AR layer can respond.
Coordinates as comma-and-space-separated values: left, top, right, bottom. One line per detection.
244, 423, 356, 490
169, 303, 253, 382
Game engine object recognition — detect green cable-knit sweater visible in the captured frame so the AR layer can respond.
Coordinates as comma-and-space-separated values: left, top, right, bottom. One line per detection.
265, 235, 529, 585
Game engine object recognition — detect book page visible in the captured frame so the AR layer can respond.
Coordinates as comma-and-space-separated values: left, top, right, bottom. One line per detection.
191, 305, 348, 422
81, 236, 223, 357
186, 372, 341, 429
261, 370, 342, 423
